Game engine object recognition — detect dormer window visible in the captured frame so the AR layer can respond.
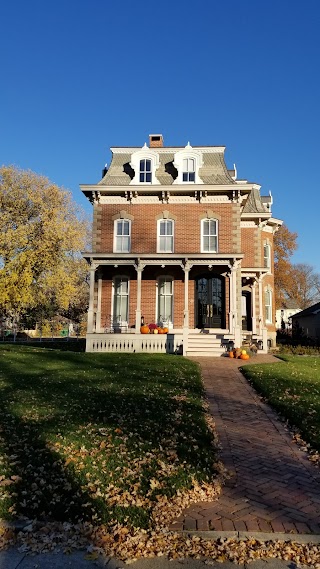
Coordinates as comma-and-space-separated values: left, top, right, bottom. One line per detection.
173, 144, 203, 184
182, 158, 195, 182
130, 146, 160, 185
140, 159, 152, 183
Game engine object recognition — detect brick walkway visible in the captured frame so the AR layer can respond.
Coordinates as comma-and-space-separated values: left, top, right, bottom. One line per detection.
170, 355, 320, 535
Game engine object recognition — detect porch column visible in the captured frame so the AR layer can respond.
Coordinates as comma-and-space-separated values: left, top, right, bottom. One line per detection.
230, 261, 241, 347
258, 273, 264, 336
135, 261, 145, 333
182, 261, 192, 356
183, 262, 192, 328
87, 264, 97, 333
252, 280, 257, 334
95, 271, 102, 333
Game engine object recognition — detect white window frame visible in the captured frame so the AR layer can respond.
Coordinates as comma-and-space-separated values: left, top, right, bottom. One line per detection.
173, 144, 204, 184
201, 218, 218, 253
139, 159, 152, 183
265, 289, 272, 323
112, 276, 130, 329
182, 157, 195, 182
129, 146, 160, 185
156, 277, 174, 327
157, 219, 174, 253
264, 243, 271, 270
113, 219, 131, 253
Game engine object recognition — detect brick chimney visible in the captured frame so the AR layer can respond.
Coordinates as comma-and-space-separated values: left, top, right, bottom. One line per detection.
149, 134, 164, 148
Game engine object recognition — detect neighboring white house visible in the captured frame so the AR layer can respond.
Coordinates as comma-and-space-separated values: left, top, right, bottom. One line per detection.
275, 300, 301, 332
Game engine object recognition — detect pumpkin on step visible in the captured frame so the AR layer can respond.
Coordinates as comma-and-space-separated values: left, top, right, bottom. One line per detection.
228, 350, 234, 358
140, 325, 150, 334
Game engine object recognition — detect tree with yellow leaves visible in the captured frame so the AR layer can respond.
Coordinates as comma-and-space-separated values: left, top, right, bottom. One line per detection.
0, 166, 90, 330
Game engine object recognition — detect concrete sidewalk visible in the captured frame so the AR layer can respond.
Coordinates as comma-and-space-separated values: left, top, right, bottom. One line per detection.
171, 355, 320, 534
0, 549, 310, 568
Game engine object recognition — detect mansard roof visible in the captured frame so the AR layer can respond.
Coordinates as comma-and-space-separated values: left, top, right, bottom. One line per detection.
98, 146, 235, 187
242, 188, 268, 214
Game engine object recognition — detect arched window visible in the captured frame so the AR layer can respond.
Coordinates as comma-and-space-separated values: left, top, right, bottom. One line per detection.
157, 219, 174, 253
201, 218, 218, 253
157, 277, 173, 326
114, 219, 131, 253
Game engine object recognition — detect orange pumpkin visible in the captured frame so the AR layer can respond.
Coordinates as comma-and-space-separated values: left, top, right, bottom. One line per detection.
140, 325, 149, 334
163, 327, 169, 334
158, 328, 165, 334
240, 353, 250, 360
228, 351, 234, 358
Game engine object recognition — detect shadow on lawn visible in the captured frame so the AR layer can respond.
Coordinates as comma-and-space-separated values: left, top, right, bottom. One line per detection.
0, 348, 216, 527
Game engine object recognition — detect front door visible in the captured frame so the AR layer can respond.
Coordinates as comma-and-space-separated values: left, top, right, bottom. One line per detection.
196, 275, 225, 328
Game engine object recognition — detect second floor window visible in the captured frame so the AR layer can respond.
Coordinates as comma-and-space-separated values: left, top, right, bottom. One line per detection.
182, 158, 195, 182
140, 159, 152, 183
114, 219, 131, 252
158, 219, 174, 253
264, 243, 271, 269
201, 219, 218, 252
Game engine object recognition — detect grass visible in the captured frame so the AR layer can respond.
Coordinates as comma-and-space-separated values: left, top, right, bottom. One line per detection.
241, 354, 320, 451
0, 345, 218, 530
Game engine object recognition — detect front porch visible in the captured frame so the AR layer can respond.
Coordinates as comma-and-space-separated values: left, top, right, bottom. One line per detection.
86, 327, 268, 356
85, 254, 269, 356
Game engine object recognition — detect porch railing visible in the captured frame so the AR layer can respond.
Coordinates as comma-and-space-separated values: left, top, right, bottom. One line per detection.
86, 333, 183, 354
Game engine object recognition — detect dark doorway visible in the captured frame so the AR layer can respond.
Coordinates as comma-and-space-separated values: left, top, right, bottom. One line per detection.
195, 275, 225, 328
241, 291, 252, 331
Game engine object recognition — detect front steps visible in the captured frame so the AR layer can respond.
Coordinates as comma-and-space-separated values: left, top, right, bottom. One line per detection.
185, 332, 227, 357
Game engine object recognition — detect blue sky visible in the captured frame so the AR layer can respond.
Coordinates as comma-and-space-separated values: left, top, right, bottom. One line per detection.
1, 0, 319, 271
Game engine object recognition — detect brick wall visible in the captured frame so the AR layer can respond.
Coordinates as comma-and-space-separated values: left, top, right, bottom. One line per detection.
97, 203, 241, 254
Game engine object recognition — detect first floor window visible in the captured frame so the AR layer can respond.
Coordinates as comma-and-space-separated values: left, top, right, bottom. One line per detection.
140, 159, 152, 183
115, 219, 130, 252
265, 289, 272, 323
114, 277, 129, 324
158, 278, 173, 325
201, 219, 218, 252
182, 158, 195, 182
158, 219, 174, 252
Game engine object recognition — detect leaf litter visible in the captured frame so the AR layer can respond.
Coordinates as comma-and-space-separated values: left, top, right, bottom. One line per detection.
0, 349, 320, 564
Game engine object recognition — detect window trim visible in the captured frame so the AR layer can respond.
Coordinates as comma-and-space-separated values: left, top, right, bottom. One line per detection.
173, 144, 204, 184
201, 218, 218, 253
129, 147, 160, 185
113, 218, 131, 253
157, 218, 174, 253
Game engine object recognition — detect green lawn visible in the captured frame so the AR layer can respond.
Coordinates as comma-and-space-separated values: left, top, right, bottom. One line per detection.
0, 345, 218, 530
241, 355, 320, 451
